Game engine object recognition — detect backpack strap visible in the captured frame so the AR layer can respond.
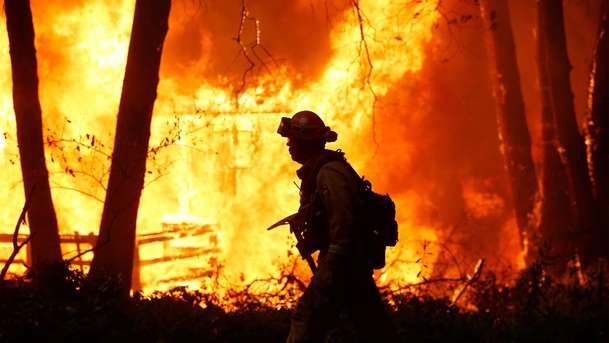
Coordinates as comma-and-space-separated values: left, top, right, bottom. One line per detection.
300, 150, 347, 201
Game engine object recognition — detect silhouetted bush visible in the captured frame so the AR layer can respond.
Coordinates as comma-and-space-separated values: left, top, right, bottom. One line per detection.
0, 261, 606, 342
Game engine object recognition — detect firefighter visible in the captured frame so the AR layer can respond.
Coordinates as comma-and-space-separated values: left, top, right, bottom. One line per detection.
277, 110, 398, 342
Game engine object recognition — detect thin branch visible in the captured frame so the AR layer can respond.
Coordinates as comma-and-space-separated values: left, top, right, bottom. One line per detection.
66, 215, 116, 265
46, 138, 112, 160
49, 185, 105, 203
429, 213, 469, 278
142, 170, 171, 189
381, 276, 466, 296
351, 0, 379, 153
451, 258, 486, 306
232, 0, 277, 101
433, 240, 465, 278
65, 243, 97, 264
45, 136, 132, 178
234, 0, 257, 99
1, 185, 36, 280
48, 169, 108, 191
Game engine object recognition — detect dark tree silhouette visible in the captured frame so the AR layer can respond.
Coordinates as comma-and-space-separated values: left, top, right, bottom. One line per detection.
538, 0, 599, 264
535, 3, 575, 265
478, 0, 540, 263
4, 0, 62, 273
89, 0, 171, 295
584, 0, 609, 259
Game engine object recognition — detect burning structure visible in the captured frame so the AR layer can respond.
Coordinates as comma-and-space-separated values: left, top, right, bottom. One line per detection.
0, 0, 607, 300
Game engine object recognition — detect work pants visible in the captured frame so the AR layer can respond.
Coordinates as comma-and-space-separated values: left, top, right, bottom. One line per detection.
286, 254, 398, 343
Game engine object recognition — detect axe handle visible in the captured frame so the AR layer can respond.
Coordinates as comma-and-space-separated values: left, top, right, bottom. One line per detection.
304, 255, 317, 273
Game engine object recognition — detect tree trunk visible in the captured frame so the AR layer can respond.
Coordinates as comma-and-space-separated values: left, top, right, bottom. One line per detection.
479, 0, 540, 263
584, 0, 609, 259
89, 0, 171, 295
536, 6, 575, 265
538, 0, 598, 264
4, 0, 62, 272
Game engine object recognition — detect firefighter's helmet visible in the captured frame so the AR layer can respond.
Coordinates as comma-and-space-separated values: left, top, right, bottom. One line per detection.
277, 110, 337, 142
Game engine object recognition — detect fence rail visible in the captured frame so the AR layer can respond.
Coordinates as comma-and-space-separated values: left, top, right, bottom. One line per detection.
0, 224, 219, 289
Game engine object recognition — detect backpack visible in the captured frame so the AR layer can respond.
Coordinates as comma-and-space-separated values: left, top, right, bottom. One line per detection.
357, 177, 398, 269
302, 151, 398, 269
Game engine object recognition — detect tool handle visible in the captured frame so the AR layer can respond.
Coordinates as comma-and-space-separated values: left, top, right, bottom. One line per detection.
304, 255, 317, 273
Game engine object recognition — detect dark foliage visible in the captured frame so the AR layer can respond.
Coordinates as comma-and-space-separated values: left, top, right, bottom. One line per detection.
0, 262, 606, 343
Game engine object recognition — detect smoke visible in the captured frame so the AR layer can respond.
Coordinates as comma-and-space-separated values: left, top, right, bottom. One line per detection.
161, 0, 351, 96
366, 0, 604, 275
366, 0, 511, 274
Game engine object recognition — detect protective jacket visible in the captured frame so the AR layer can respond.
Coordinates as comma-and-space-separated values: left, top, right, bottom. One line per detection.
295, 149, 364, 258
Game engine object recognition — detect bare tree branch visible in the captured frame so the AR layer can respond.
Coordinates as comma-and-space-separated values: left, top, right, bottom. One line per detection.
49, 170, 108, 191
1, 185, 36, 280
451, 258, 485, 306
233, 0, 277, 101
66, 214, 116, 265
46, 138, 112, 160
380, 276, 466, 296
49, 185, 105, 203
350, 0, 379, 152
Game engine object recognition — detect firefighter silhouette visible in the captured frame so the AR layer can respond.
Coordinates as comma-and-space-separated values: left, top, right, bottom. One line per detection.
278, 110, 398, 342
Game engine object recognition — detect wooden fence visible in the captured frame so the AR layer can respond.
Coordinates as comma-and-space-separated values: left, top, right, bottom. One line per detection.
0, 222, 219, 289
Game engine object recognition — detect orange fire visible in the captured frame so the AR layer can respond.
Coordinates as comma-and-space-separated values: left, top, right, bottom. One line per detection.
0, 0, 523, 300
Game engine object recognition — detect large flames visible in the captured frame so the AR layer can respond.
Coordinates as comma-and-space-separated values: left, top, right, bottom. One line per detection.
0, 0, 523, 301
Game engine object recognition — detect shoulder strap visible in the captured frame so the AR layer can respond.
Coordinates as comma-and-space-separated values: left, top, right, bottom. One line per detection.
315, 152, 368, 193
301, 150, 347, 200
